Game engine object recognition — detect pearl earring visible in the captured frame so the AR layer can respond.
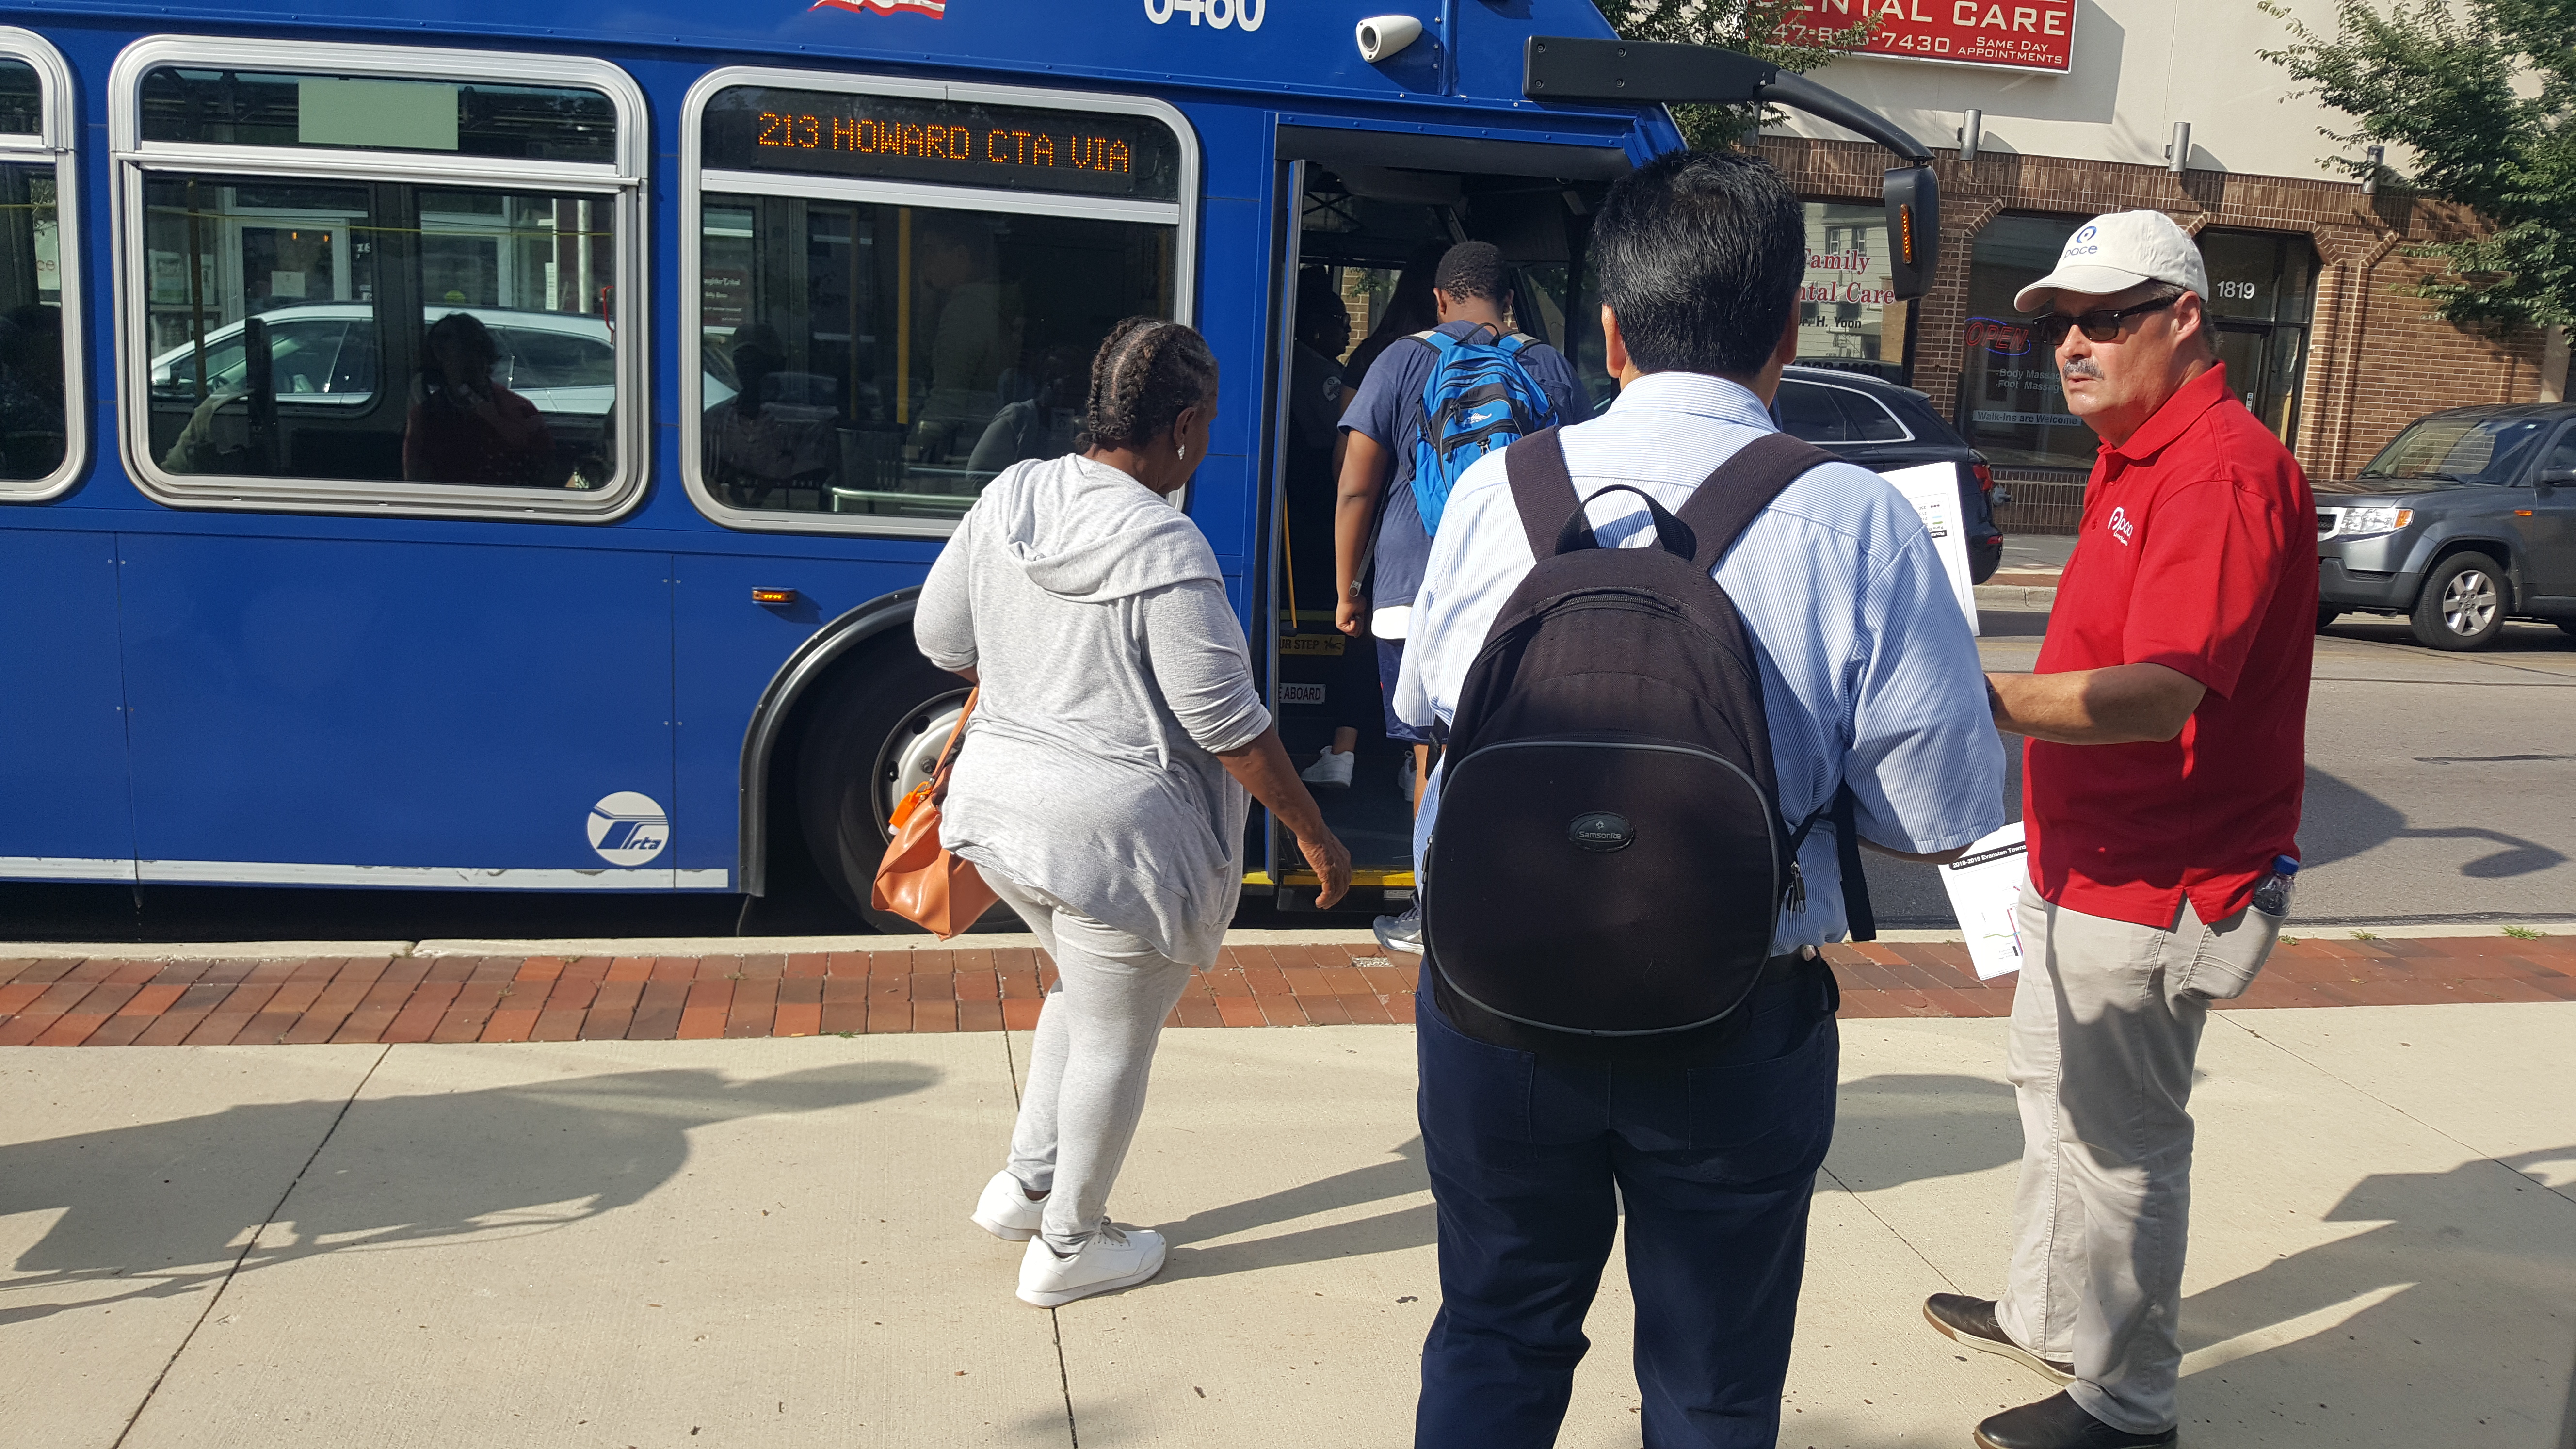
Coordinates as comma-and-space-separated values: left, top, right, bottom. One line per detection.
1177, 445, 1188, 460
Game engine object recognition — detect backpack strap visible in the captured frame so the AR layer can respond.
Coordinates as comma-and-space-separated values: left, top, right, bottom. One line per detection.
1672, 431, 1838, 573
1501, 424, 1579, 561
1685, 430, 1874, 942
1779, 784, 1878, 943
1834, 785, 1876, 940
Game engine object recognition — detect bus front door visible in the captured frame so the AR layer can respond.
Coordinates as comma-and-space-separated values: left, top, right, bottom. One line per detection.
1256, 128, 1631, 912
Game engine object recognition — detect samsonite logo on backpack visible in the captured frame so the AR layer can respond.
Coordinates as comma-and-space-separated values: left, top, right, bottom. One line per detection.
1421, 427, 1869, 1044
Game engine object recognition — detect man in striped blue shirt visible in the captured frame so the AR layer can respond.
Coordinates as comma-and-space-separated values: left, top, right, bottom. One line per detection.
1392, 151, 2006, 1449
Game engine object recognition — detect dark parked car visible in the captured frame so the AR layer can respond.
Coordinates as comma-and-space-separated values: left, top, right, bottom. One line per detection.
2317, 404, 2576, 650
1771, 365, 2005, 583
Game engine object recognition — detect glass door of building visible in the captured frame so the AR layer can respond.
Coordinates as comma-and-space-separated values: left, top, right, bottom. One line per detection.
2199, 228, 2316, 445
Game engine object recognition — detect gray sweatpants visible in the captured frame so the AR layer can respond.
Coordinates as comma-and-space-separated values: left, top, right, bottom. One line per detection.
1997, 883, 2280, 1434
989, 871, 1195, 1254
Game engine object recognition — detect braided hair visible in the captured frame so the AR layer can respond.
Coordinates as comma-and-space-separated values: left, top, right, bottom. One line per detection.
1078, 318, 1218, 453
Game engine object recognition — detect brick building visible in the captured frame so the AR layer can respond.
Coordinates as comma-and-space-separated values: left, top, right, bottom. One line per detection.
1761, 0, 2571, 532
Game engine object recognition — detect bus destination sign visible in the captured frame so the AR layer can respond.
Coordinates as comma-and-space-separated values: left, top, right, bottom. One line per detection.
703, 86, 1181, 201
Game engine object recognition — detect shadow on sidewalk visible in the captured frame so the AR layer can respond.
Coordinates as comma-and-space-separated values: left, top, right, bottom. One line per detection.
1156, 1073, 2023, 1281
1826, 1071, 2022, 1194
0, 1060, 940, 1329
2176, 1145, 2576, 1442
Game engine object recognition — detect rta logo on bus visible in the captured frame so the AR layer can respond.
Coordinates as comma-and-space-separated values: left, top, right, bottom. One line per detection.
587, 792, 672, 867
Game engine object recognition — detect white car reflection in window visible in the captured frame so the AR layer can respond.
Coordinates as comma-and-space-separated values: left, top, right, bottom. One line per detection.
148, 304, 619, 419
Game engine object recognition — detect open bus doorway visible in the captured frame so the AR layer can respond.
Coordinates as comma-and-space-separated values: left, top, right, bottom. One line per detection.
1258, 133, 1629, 911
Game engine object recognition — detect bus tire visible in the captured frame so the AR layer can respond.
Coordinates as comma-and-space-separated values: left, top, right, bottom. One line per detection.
792, 654, 989, 934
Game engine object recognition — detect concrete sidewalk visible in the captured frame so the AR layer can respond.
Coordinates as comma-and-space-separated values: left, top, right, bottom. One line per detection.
4, 1004, 2571, 1448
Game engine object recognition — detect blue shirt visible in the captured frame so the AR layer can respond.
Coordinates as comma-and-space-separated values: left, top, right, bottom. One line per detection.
1340, 322, 1588, 620
1393, 371, 2007, 951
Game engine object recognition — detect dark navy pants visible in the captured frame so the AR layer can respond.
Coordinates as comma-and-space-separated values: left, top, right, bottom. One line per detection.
1413, 964, 1840, 1449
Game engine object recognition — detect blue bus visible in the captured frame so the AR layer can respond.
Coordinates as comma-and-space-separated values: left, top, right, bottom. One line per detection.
0, 1, 1932, 926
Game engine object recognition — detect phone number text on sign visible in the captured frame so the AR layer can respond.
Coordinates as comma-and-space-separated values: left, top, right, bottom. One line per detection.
1783, 0, 2075, 73
1144, 0, 1264, 29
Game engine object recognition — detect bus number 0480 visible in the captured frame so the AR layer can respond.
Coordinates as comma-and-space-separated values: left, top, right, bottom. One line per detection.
1144, 0, 1264, 30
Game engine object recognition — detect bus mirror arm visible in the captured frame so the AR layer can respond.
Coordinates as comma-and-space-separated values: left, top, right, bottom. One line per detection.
1523, 36, 1942, 299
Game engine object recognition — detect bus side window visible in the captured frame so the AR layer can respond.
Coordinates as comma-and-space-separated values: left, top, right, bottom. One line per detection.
0, 50, 76, 494
118, 47, 642, 516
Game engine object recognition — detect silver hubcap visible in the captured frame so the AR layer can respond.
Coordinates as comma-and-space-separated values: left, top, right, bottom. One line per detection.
877, 692, 969, 825
2442, 569, 2498, 635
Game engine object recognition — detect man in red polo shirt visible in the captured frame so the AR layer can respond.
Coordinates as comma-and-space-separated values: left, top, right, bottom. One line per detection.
1921, 210, 2318, 1449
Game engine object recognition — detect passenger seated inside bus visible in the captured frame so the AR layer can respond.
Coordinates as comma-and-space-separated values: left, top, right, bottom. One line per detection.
965, 339, 1089, 477
403, 311, 555, 487
910, 213, 1019, 467
704, 323, 838, 508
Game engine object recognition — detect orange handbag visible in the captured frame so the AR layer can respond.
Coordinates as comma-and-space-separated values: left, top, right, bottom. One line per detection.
870, 689, 1002, 939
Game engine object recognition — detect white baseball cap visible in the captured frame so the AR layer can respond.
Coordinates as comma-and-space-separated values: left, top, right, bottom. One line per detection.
2014, 210, 2209, 313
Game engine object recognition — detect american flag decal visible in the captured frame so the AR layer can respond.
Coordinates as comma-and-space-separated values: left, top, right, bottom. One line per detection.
812, 0, 946, 14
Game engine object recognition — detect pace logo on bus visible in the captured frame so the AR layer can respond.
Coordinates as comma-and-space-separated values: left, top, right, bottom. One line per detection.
588, 792, 672, 867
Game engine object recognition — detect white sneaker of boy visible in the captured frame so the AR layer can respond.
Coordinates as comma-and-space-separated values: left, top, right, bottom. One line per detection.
1015, 1224, 1168, 1307
970, 1170, 1046, 1242
1373, 902, 1424, 956
1300, 748, 1355, 789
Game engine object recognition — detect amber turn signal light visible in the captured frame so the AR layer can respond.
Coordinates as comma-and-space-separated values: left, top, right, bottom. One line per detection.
752, 587, 799, 606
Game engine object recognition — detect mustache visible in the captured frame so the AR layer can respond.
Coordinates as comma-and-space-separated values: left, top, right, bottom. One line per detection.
2061, 357, 2105, 381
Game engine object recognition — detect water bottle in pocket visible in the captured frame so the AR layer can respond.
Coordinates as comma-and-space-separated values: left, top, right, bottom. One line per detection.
2180, 856, 2297, 1000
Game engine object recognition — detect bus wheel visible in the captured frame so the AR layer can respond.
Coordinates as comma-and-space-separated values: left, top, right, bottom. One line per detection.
792, 656, 980, 933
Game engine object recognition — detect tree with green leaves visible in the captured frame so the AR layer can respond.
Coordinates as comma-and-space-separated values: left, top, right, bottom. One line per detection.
1592, 0, 1876, 151
2260, 0, 2576, 330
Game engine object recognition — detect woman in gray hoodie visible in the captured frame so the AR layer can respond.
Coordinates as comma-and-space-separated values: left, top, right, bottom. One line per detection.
917, 318, 1352, 1307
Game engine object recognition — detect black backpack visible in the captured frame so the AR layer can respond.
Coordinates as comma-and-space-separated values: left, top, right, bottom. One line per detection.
1421, 426, 1875, 1048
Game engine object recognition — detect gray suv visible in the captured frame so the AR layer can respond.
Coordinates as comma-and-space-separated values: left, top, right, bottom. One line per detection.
2317, 404, 2576, 650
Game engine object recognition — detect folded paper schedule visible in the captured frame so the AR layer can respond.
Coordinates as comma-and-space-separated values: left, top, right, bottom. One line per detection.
1937, 821, 2029, 980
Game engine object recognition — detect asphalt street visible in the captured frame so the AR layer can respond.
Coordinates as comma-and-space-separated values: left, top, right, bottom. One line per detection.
1856, 609, 2576, 930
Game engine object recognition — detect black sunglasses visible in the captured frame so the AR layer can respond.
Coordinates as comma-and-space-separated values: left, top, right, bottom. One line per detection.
2032, 293, 2179, 346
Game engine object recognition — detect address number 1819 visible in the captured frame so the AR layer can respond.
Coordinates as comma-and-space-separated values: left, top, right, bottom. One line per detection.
1145, 0, 1264, 29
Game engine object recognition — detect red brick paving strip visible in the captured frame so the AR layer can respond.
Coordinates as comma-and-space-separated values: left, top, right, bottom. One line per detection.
0, 935, 2570, 1046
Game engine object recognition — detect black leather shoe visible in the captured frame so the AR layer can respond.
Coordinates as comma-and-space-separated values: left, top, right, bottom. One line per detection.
1973, 1392, 2176, 1449
1923, 1293, 2074, 1383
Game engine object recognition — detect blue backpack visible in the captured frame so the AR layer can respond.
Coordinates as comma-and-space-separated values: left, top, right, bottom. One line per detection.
1409, 326, 1557, 537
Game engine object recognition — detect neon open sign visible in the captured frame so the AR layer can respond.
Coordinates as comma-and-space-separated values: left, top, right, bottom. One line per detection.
705, 86, 1181, 201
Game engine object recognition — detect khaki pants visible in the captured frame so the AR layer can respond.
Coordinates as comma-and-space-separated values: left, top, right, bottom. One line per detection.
1995, 884, 2281, 1433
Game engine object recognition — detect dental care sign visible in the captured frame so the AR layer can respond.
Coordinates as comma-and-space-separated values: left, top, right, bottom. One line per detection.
1781, 0, 2076, 73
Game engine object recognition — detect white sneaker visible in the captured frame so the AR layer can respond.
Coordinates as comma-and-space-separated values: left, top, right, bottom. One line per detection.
1397, 753, 1417, 799
1016, 1224, 1167, 1307
1373, 902, 1424, 956
1300, 748, 1355, 789
970, 1170, 1046, 1242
